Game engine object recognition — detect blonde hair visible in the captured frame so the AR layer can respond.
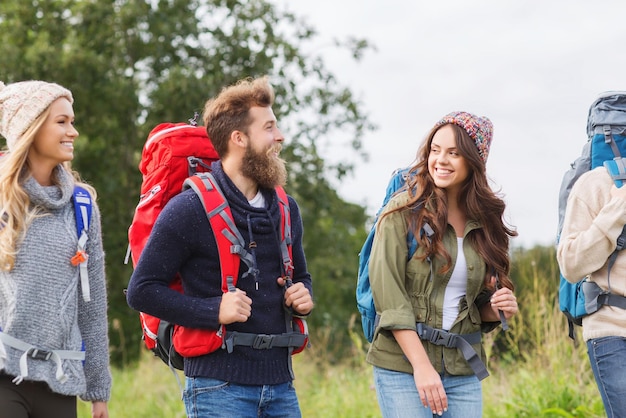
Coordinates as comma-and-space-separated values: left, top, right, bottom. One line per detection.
0, 106, 96, 271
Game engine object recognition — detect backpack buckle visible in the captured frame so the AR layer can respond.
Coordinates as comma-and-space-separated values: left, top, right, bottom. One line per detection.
428, 329, 455, 348
417, 324, 457, 349
252, 334, 274, 349
27, 348, 52, 361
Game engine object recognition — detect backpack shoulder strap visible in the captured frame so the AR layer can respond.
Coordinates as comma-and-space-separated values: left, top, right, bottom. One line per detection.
183, 175, 307, 363
273, 186, 308, 371
72, 185, 92, 302
183, 173, 248, 292
72, 185, 92, 235
183, 173, 295, 294
601, 161, 626, 290
604, 158, 626, 188
275, 186, 293, 281
407, 200, 434, 260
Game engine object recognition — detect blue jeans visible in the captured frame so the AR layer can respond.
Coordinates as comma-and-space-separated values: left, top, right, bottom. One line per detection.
373, 366, 482, 418
587, 336, 626, 418
183, 377, 301, 418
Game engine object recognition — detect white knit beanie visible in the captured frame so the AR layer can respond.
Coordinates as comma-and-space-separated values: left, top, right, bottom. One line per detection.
0, 80, 74, 150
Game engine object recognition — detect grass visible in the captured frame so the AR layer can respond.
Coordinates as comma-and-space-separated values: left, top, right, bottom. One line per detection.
77, 349, 379, 417
78, 352, 187, 418
78, 247, 608, 417
78, 328, 605, 418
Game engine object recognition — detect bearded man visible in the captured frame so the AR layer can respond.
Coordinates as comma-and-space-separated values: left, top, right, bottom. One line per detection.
127, 76, 314, 418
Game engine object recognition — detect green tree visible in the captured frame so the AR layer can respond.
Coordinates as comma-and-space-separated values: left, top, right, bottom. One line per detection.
0, 0, 374, 365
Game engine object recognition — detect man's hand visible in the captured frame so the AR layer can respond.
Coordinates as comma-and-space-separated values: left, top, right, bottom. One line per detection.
219, 289, 252, 324
277, 277, 314, 315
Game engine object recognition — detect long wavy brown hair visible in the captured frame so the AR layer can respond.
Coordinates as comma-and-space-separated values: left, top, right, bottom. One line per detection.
386, 123, 517, 291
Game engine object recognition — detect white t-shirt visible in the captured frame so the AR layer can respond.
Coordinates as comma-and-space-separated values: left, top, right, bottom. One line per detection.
248, 190, 265, 208
442, 237, 467, 330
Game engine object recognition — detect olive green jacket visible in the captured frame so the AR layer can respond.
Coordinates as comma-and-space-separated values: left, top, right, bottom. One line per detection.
366, 192, 491, 376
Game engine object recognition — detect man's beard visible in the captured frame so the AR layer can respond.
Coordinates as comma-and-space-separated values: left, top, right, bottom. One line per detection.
241, 144, 287, 189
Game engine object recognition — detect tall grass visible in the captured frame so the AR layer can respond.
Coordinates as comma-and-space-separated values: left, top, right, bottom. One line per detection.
78, 353, 187, 418
78, 246, 606, 417
482, 246, 605, 417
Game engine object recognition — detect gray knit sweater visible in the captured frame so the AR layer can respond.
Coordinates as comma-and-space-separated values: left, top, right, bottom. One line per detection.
0, 166, 111, 401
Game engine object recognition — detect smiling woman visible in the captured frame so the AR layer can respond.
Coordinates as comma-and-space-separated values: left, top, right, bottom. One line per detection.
428, 125, 470, 196
366, 111, 518, 418
28, 97, 78, 186
0, 80, 111, 418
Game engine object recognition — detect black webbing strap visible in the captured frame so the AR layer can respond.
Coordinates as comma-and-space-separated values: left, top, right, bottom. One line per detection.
597, 293, 626, 311
603, 225, 626, 298
416, 323, 489, 381
494, 272, 509, 332
223, 331, 307, 354
607, 225, 626, 275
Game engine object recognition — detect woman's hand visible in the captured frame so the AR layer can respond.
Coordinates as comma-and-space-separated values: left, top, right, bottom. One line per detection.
488, 276, 518, 319
413, 362, 448, 416
480, 275, 518, 322
91, 401, 108, 418
393, 329, 447, 415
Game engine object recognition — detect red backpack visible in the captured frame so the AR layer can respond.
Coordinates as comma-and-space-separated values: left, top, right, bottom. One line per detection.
127, 121, 218, 267
126, 120, 308, 370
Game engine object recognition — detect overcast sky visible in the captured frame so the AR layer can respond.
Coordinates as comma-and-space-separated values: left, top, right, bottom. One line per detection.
272, 0, 626, 249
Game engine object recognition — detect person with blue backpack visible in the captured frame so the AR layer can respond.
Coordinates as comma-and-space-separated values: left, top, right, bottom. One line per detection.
0, 81, 111, 418
557, 92, 626, 418
366, 111, 518, 418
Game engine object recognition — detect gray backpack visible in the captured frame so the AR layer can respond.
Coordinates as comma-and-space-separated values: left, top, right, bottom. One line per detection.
557, 91, 626, 339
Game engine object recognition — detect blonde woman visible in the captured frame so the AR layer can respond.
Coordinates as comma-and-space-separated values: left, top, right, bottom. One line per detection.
0, 81, 111, 418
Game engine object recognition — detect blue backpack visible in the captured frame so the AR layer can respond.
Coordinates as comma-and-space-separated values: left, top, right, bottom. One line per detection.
557, 91, 626, 339
356, 167, 428, 342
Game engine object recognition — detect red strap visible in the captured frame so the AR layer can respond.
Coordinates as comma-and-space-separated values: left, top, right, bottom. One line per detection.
179, 174, 305, 357
275, 186, 293, 280
185, 174, 293, 289
185, 174, 239, 292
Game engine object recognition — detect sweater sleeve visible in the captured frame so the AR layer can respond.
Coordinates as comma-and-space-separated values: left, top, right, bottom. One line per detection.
77, 202, 112, 402
125, 191, 223, 330
557, 167, 626, 282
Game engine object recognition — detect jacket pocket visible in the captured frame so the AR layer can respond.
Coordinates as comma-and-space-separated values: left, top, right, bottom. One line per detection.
406, 260, 432, 323
411, 293, 429, 323
468, 302, 482, 326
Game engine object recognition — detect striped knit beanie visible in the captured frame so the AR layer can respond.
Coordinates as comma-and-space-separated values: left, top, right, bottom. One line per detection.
0, 80, 73, 151
435, 111, 493, 164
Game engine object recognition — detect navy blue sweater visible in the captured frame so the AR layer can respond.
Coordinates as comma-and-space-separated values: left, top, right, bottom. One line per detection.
126, 162, 312, 384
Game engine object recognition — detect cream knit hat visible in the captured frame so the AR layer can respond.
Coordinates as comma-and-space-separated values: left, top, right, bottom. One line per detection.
0, 80, 74, 150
